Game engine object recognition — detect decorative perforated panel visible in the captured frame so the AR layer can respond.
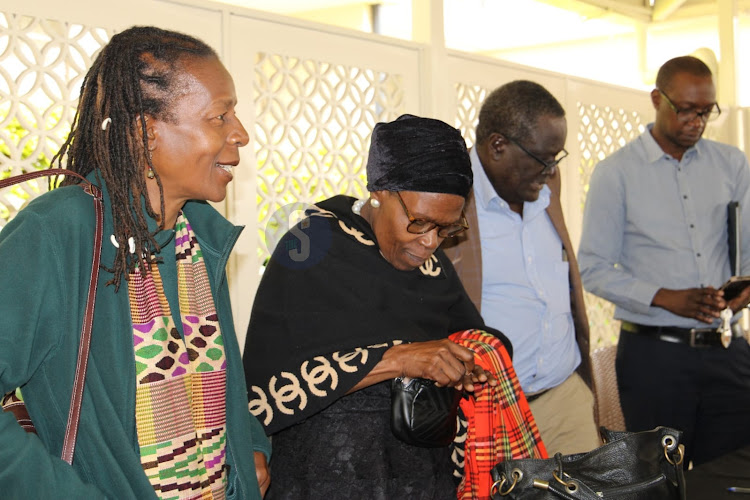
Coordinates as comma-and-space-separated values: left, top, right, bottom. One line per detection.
253, 52, 405, 264
577, 103, 646, 213
577, 102, 647, 347
0, 12, 110, 228
455, 83, 488, 149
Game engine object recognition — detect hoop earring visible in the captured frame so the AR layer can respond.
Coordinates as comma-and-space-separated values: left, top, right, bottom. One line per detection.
370, 198, 380, 208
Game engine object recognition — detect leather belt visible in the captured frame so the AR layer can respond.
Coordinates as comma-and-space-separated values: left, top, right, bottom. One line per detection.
621, 320, 744, 348
526, 389, 548, 403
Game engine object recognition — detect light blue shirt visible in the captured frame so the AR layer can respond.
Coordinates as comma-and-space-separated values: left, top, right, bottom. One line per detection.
472, 148, 580, 393
579, 124, 750, 328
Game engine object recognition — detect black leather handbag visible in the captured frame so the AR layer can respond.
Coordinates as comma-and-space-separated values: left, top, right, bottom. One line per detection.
390, 377, 462, 448
490, 426, 686, 499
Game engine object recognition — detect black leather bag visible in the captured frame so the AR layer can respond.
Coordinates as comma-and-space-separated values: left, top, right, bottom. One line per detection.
490, 426, 686, 499
390, 377, 462, 448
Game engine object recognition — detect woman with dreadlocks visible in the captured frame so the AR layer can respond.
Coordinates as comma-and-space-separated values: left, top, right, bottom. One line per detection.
0, 26, 270, 498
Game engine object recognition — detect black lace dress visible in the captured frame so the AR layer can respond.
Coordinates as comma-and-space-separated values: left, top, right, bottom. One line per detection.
265, 382, 456, 499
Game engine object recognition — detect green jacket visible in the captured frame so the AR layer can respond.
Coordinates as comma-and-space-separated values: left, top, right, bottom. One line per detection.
0, 176, 270, 499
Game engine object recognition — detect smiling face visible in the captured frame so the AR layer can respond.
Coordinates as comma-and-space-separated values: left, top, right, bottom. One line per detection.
651, 71, 716, 160
146, 55, 249, 225
367, 190, 465, 271
480, 114, 567, 214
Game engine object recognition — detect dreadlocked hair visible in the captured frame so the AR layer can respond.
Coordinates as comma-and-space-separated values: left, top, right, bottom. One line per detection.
52, 26, 217, 290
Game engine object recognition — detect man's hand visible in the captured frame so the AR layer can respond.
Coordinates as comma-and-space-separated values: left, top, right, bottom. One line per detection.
727, 283, 750, 313
254, 451, 270, 498
652, 287, 726, 323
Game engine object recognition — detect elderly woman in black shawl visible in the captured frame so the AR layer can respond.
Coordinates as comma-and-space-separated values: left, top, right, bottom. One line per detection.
243, 115, 545, 499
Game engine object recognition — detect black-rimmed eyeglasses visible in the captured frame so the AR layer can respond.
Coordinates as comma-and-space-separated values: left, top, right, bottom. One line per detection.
395, 192, 469, 238
503, 135, 568, 175
658, 89, 721, 123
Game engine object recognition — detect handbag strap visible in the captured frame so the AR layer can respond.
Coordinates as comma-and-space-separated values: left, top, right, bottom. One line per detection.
1, 168, 103, 465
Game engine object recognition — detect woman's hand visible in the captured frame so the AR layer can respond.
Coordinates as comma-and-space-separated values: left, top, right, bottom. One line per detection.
347, 338, 497, 394
254, 451, 270, 498
461, 364, 497, 393
389, 339, 496, 392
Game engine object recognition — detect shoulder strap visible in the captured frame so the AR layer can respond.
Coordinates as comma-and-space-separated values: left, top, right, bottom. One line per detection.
1, 168, 103, 465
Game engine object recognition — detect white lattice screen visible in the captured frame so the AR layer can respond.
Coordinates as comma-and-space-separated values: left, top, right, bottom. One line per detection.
455, 83, 488, 149
577, 103, 647, 346
577, 104, 646, 212
0, 13, 110, 228
253, 51, 405, 265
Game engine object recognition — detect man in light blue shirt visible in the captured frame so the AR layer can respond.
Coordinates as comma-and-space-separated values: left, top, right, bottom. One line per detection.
579, 56, 750, 466
444, 81, 599, 455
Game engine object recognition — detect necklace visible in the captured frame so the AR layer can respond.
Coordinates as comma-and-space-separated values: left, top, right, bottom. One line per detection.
352, 198, 367, 215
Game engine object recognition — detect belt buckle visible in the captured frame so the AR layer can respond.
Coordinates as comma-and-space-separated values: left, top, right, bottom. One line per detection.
688, 327, 716, 348
689, 315, 735, 349
688, 329, 701, 348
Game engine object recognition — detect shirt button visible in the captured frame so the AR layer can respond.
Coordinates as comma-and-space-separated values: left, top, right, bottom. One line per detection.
690, 224, 695, 228
683, 195, 688, 199
697, 253, 701, 257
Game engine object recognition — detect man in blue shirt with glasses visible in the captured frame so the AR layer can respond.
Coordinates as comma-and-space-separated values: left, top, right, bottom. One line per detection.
579, 55, 750, 466
444, 80, 599, 455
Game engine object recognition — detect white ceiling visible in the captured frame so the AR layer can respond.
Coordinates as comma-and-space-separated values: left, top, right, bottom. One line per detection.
219, 0, 749, 59
227, 0, 750, 22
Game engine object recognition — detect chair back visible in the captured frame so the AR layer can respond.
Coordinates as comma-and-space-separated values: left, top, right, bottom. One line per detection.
590, 345, 626, 431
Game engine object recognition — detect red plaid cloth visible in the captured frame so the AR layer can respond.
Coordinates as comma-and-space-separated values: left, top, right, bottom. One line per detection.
450, 329, 547, 500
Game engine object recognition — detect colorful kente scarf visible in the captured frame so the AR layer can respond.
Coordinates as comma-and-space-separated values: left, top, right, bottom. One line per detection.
129, 212, 228, 500
450, 330, 547, 500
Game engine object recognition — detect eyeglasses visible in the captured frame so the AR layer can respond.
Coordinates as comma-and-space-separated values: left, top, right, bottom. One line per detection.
503, 135, 568, 175
658, 90, 721, 123
395, 191, 469, 238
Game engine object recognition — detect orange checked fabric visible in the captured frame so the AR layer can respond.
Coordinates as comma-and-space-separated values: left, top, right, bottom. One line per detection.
450, 329, 547, 500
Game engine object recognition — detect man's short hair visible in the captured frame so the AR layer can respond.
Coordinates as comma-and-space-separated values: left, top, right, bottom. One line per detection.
475, 80, 565, 145
655, 55, 713, 92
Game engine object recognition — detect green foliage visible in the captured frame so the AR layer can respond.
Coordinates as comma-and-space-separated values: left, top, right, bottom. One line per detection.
0, 118, 55, 220
0, 117, 52, 178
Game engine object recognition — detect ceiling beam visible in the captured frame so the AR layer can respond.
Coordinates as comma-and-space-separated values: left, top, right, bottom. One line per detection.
652, 0, 688, 21
537, 0, 652, 22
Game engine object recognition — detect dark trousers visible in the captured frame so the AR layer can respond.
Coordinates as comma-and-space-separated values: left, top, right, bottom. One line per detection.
616, 329, 750, 466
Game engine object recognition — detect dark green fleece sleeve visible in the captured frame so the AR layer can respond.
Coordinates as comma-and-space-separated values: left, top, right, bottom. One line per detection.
0, 209, 106, 498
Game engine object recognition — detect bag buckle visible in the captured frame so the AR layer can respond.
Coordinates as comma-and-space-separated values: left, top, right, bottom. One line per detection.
551, 455, 580, 495
491, 468, 522, 496
662, 434, 685, 466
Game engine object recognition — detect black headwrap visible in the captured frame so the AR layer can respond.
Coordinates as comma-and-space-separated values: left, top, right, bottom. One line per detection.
365, 114, 472, 198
